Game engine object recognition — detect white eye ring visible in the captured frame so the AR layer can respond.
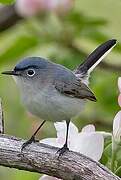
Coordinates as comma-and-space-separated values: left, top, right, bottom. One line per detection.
27, 69, 35, 77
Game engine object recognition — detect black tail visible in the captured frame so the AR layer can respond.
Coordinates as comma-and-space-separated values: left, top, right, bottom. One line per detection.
75, 39, 117, 75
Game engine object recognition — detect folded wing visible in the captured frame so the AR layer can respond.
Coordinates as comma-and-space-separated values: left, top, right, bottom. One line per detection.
55, 78, 96, 102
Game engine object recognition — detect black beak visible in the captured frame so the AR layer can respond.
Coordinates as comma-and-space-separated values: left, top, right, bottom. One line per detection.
1, 70, 19, 76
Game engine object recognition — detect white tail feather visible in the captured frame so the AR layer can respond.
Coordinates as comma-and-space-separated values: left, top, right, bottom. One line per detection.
88, 44, 116, 74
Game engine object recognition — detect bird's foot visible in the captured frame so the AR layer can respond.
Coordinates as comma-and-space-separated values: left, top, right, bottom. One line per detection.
21, 136, 39, 152
57, 144, 69, 157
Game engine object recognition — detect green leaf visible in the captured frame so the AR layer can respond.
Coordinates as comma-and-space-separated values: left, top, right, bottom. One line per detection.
100, 154, 109, 166
0, 35, 39, 65
100, 143, 112, 166
62, 10, 107, 37
0, 0, 15, 4
114, 146, 121, 168
115, 166, 121, 177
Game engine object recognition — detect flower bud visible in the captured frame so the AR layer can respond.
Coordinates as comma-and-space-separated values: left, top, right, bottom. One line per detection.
113, 111, 121, 143
118, 94, 121, 107
15, 0, 42, 17
118, 77, 121, 93
39, 0, 74, 15
15, 0, 74, 17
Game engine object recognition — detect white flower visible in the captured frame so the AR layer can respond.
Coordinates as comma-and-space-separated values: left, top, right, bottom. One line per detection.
111, 111, 121, 170
118, 77, 121, 107
40, 121, 104, 160
40, 121, 104, 179
118, 77, 121, 93
113, 78, 121, 142
40, 175, 61, 180
113, 111, 121, 143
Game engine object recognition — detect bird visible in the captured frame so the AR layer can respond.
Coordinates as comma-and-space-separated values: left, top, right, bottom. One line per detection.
2, 39, 117, 155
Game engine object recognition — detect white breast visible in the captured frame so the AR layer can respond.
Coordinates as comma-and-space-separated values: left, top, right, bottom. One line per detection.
23, 86, 85, 122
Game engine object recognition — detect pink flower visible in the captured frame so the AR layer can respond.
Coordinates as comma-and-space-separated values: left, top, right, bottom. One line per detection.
15, 0, 73, 17
118, 77, 121, 107
118, 94, 121, 107
113, 111, 121, 143
118, 77, 121, 93
15, 0, 42, 17
41, 0, 73, 14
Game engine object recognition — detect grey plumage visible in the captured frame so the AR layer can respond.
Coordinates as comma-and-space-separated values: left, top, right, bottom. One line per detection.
11, 56, 96, 121
14, 57, 49, 71
54, 77, 96, 101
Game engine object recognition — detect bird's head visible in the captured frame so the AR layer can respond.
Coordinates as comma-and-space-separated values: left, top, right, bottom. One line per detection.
2, 57, 53, 94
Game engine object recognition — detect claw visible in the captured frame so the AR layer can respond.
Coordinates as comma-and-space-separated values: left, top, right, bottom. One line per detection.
21, 136, 38, 152
57, 144, 69, 157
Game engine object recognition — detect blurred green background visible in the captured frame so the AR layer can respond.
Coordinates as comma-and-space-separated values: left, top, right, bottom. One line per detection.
0, 0, 121, 179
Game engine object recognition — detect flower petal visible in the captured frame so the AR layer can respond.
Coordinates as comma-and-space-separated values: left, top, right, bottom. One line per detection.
54, 121, 66, 140
54, 121, 78, 140
118, 94, 121, 107
40, 138, 61, 148
118, 77, 121, 93
81, 124, 95, 133
54, 121, 79, 149
40, 175, 61, 180
113, 111, 121, 142
69, 124, 96, 152
75, 133, 104, 161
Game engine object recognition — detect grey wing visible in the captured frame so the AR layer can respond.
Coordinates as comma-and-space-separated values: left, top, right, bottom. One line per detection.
54, 78, 97, 102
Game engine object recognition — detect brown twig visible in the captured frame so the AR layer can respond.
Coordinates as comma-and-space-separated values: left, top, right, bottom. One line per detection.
0, 5, 21, 32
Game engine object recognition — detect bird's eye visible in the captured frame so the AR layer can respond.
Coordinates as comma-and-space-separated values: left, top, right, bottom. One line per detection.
27, 69, 35, 77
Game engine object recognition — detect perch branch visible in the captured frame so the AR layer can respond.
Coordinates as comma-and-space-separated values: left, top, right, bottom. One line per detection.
0, 134, 120, 180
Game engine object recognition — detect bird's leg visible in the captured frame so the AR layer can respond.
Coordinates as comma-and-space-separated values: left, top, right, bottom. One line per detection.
21, 120, 46, 151
57, 120, 70, 156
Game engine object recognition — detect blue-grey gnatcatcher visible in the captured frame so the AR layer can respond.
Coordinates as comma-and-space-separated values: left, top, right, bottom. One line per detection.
2, 39, 116, 155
